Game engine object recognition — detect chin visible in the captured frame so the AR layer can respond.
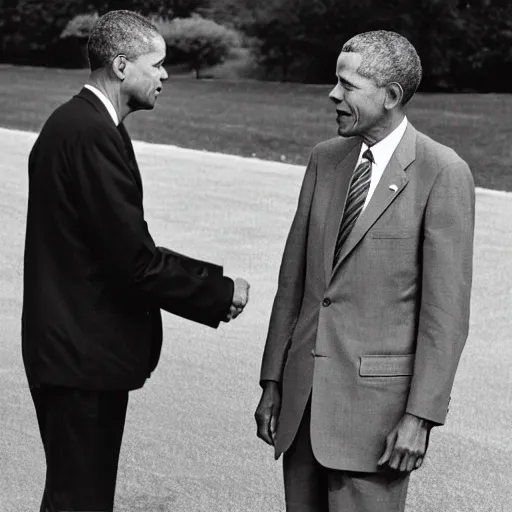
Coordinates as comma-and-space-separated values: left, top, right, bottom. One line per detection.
138, 101, 156, 111
127, 98, 156, 112
337, 120, 360, 138
337, 125, 353, 137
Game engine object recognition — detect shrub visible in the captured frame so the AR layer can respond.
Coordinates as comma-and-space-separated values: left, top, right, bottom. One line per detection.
93, 0, 211, 19
57, 12, 99, 68
0, 0, 88, 66
60, 12, 99, 39
156, 16, 241, 78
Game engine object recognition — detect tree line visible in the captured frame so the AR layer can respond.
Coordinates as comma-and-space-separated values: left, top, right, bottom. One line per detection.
1, 0, 511, 91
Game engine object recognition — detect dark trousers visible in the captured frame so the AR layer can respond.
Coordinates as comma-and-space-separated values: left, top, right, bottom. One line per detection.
283, 399, 410, 512
29, 385, 129, 512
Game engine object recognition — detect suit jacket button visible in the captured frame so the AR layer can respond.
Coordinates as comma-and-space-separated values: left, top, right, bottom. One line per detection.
322, 298, 331, 307
311, 349, 316, 357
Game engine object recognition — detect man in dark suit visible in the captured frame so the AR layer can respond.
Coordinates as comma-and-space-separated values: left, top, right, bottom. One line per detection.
255, 31, 475, 511
22, 10, 249, 512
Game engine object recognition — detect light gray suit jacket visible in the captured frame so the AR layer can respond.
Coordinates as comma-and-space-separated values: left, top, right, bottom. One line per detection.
260, 123, 475, 472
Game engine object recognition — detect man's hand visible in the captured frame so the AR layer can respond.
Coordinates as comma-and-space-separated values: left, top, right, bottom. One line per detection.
378, 413, 433, 472
254, 381, 281, 446
224, 278, 250, 322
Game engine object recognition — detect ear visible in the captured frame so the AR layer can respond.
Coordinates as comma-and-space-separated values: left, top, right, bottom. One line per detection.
112, 55, 127, 81
384, 82, 404, 110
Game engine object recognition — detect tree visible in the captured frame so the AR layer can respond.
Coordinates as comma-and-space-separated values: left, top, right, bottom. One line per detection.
241, 0, 388, 82
156, 16, 241, 78
0, 0, 92, 65
60, 12, 99, 39
0, 0, 212, 67
89, 0, 210, 18
59, 12, 99, 67
450, 0, 512, 91
233, 0, 512, 91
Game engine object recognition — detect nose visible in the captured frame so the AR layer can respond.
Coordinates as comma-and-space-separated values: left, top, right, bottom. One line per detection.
329, 83, 343, 104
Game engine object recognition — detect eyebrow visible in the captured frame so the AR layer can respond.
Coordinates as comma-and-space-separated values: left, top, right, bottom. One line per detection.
337, 75, 357, 88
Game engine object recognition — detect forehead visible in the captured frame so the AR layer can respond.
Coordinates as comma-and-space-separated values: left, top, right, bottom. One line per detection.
335, 52, 363, 77
135, 35, 166, 61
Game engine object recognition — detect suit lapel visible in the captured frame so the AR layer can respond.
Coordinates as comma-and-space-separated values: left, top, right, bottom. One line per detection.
117, 122, 144, 196
323, 140, 361, 284
331, 124, 417, 279
76, 88, 144, 196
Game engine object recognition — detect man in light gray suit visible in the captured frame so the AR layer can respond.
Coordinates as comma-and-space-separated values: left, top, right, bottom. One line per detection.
255, 31, 475, 511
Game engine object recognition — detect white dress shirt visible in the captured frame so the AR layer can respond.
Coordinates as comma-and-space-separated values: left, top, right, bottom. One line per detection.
357, 116, 408, 212
84, 84, 119, 126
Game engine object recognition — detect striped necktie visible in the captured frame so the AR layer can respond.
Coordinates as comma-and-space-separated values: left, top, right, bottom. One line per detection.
333, 148, 374, 266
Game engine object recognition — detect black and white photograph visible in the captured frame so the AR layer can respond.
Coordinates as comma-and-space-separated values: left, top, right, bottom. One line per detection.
0, 1, 510, 511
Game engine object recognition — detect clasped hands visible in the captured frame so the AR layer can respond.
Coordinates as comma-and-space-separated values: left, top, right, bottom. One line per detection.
224, 277, 250, 322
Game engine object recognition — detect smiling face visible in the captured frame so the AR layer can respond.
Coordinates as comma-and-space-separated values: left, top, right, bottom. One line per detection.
121, 35, 168, 112
329, 52, 388, 144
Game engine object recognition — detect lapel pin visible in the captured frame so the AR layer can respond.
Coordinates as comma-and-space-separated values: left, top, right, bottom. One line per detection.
389, 184, 398, 192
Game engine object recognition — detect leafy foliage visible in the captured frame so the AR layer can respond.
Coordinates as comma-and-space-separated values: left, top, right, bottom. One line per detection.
0, 0, 210, 66
90, 0, 210, 18
219, 0, 512, 91
60, 12, 99, 39
0, 0, 91, 65
156, 16, 241, 78
1, 0, 512, 90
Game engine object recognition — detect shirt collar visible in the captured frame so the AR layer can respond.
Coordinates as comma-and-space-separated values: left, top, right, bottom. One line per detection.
84, 84, 120, 126
361, 116, 408, 168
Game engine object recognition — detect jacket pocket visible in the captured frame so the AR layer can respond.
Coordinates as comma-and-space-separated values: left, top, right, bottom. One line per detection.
359, 354, 414, 377
370, 230, 414, 239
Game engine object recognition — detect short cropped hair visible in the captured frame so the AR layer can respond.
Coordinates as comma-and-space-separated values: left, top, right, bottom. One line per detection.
342, 31, 422, 105
87, 10, 160, 71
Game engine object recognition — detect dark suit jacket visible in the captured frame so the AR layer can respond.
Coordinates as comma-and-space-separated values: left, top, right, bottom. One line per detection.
22, 88, 234, 390
260, 123, 475, 471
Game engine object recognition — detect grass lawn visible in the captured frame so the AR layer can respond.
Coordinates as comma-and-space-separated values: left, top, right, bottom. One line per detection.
1, 64, 511, 191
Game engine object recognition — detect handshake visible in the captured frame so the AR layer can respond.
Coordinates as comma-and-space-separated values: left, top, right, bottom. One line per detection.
224, 277, 250, 322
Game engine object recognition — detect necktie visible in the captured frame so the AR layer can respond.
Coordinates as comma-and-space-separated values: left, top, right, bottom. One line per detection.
117, 123, 136, 168
333, 148, 374, 266
117, 122, 143, 195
